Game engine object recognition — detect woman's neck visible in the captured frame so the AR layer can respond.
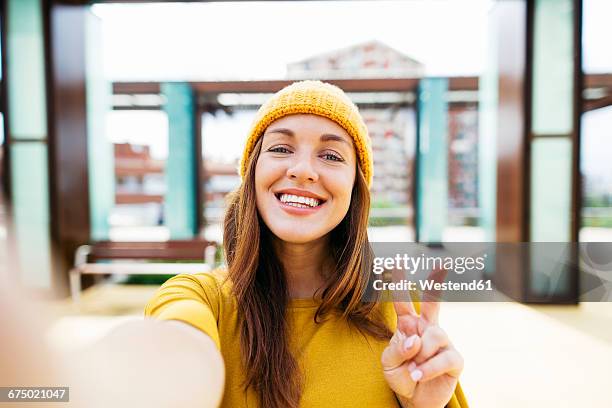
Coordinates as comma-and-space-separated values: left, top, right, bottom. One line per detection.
273, 236, 330, 300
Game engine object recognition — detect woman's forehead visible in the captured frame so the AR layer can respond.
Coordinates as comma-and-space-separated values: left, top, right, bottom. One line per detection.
264, 113, 352, 143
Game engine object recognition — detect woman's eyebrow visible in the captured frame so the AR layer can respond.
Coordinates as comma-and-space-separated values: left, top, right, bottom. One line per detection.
264, 128, 294, 137
264, 128, 350, 146
320, 133, 351, 146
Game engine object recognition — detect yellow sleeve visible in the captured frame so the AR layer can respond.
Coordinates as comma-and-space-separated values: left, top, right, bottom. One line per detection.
144, 272, 222, 350
447, 381, 469, 407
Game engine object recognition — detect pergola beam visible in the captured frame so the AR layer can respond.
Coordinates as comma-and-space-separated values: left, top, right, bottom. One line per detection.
111, 75, 612, 112
112, 76, 480, 95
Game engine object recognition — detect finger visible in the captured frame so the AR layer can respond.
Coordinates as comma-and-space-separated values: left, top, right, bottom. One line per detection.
420, 301, 439, 325
397, 314, 419, 337
383, 361, 417, 400
420, 268, 447, 323
393, 299, 418, 319
381, 330, 421, 371
412, 348, 464, 382
413, 325, 449, 365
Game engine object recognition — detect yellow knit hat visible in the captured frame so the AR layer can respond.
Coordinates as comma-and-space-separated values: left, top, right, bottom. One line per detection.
239, 80, 373, 187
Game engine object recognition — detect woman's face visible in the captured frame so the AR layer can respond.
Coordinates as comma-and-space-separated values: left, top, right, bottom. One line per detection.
255, 114, 357, 244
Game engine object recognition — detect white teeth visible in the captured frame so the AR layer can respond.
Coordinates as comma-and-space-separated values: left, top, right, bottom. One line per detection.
278, 193, 320, 207
286, 202, 309, 208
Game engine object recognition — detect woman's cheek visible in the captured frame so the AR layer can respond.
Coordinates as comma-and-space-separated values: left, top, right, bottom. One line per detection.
331, 171, 355, 200
256, 156, 278, 179
326, 179, 354, 218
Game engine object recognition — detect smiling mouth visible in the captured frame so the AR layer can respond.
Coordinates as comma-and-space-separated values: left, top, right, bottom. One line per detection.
274, 193, 325, 209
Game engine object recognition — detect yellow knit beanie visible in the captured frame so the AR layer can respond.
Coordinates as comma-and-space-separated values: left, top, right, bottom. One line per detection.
239, 80, 373, 187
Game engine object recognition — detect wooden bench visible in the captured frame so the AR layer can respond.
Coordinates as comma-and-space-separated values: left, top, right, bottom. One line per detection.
69, 240, 218, 303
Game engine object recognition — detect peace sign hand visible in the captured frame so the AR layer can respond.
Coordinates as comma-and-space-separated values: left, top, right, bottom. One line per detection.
381, 269, 464, 408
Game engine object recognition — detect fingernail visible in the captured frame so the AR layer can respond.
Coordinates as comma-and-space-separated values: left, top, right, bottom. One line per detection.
410, 369, 423, 382
408, 361, 417, 371
403, 334, 417, 350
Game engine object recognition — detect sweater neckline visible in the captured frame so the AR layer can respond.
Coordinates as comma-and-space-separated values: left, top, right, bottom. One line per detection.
288, 298, 321, 308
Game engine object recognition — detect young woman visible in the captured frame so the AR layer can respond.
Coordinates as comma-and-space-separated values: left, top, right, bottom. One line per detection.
145, 81, 467, 408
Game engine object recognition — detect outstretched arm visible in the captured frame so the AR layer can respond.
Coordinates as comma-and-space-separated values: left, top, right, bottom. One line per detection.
66, 318, 225, 408
1, 291, 225, 408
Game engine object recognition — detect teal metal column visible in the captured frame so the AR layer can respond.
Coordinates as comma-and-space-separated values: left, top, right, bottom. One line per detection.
530, 0, 576, 243
86, 12, 113, 241
528, 0, 579, 299
416, 78, 448, 243
478, 14, 499, 243
162, 83, 197, 239
6, 0, 52, 288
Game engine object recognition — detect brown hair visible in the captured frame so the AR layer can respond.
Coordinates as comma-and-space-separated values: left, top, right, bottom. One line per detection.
223, 136, 392, 408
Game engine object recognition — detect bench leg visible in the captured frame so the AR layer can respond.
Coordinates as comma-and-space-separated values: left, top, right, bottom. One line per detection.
69, 269, 81, 304
205, 244, 216, 269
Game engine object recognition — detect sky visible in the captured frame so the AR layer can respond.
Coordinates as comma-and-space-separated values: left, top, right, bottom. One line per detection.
92, 0, 612, 81
582, 0, 612, 73
92, 0, 491, 80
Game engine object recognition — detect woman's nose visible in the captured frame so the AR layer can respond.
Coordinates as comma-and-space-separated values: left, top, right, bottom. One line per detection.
286, 155, 319, 183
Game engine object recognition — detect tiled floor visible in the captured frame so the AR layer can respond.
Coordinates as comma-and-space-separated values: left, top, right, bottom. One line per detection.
48, 283, 612, 408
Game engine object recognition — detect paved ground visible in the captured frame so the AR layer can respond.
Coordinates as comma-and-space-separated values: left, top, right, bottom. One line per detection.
48, 283, 612, 408
441, 302, 612, 408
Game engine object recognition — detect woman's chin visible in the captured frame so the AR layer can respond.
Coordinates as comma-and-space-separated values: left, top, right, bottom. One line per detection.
270, 227, 326, 245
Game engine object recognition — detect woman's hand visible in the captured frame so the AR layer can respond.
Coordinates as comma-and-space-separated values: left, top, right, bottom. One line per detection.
0, 288, 225, 408
381, 270, 464, 408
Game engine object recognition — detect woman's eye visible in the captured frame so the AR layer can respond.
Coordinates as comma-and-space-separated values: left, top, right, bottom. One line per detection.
321, 152, 344, 162
268, 146, 292, 154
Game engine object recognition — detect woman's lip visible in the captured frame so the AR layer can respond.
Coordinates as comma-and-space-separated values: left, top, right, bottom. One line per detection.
275, 194, 324, 215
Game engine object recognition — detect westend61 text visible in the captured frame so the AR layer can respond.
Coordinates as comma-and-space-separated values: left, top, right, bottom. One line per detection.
372, 279, 493, 292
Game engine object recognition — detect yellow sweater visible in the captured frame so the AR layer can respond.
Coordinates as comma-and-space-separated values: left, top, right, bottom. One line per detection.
144, 270, 468, 408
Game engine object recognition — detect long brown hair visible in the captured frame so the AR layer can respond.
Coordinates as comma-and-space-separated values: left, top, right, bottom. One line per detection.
223, 136, 392, 408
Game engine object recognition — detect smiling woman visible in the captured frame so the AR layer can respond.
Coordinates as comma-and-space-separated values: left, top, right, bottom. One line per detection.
145, 81, 468, 408
255, 114, 356, 244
